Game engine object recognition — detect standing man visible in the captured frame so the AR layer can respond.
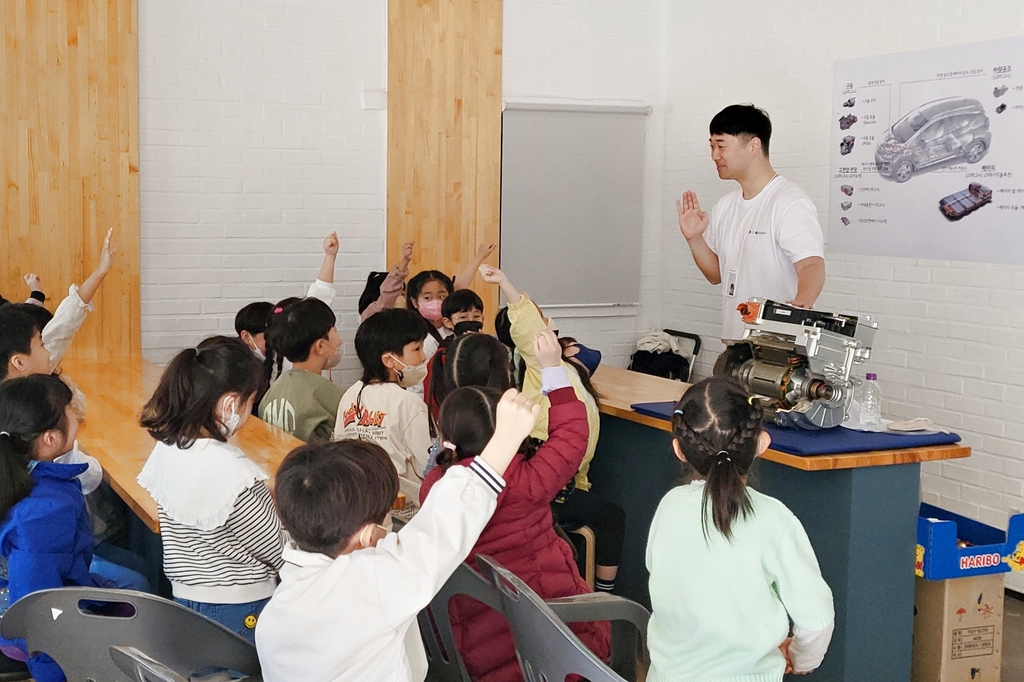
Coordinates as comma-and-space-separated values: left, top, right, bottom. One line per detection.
678, 104, 825, 340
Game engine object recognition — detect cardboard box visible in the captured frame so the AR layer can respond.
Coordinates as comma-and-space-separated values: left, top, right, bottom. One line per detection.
917, 503, 1024, 580
913, 574, 1003, 682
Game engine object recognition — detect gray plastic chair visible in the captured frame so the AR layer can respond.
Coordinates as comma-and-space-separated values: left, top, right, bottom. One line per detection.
0, 588, 261, 681
109, 647, 188, 682
476, 554, 646, 682
423, 559, 649, 682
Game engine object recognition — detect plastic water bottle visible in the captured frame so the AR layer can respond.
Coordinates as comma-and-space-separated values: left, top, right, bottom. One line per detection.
861, 373, 881, 425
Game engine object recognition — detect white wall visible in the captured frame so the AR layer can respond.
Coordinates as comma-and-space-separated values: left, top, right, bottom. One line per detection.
502, 0, 668, 368
659, 0, 1024, 564
137, 0, 387, 387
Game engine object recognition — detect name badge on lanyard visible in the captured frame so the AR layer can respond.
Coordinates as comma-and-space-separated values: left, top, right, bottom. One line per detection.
726, 269, 738, 298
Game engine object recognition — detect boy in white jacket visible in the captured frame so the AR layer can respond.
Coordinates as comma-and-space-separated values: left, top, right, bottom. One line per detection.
256, 388, 541, 682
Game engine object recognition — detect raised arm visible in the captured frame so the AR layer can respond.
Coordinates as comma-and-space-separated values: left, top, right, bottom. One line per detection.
317, 231, 339, 284
517, 332, 588, 502
23, 273, 46, 306
454, 242, 496, 290
677, 191, 721, 285
77, 229, 117, 305
359, 241, 413, 322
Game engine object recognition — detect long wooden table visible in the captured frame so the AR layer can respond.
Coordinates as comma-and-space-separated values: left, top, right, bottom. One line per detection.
64, 358, 304, 534
589, 365, 970, 682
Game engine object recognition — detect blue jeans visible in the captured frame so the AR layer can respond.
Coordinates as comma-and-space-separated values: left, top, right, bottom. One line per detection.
174, 597, 270, 645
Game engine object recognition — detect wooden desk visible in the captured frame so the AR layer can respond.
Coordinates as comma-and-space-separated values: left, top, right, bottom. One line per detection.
63, 358, 304, 534
588, 365, 971, 682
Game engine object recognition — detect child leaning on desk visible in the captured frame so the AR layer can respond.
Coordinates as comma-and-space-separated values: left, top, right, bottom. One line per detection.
645, 377, 835, 681
138, 336, 285, 644
255, 388, 542, 682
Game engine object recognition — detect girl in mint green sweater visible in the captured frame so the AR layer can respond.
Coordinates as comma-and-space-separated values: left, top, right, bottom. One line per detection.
646, 378, 834, 681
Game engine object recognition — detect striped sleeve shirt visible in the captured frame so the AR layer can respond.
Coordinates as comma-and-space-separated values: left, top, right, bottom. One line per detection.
160, 482, 285, 604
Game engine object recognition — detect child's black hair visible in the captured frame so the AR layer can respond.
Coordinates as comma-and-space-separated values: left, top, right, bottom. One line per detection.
441, 289, 484, 320
709, 104, 772, 157
234, 301, 273, 336
140, 335, 262, 449
431, 333, 510, 410
671, 377, 764, 540
354, 308, 429, 385
0, 374, 74, 519
274, 439, 399, 557
264, 298, 336, 364
436, 386, 536, 470
358, 272, 390, 315
0, 306, 42, 382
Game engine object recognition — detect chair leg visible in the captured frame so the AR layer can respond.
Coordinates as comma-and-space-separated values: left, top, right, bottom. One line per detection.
568, 526, 596, 590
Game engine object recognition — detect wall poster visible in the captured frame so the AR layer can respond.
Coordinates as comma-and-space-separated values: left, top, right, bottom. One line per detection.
829, 37, 1024, 264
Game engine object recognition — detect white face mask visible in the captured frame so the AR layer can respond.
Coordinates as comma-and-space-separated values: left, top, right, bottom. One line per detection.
221, 405, 241, 438
388, 354, 428, 388
250, 344, 265, 363
323, 340, 343, 370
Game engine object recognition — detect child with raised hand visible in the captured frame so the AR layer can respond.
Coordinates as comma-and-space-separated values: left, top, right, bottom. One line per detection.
481, 265, 625, 594
0, 229, 117, 383
259, 298, 344, 444
359, 240, 414, 322
335, 308, 430, 500
0, 375, 149, 682
419, 330, 609, 682
647, 377, 834, 680
138, 336, 285, 643
256, 388, 540, 682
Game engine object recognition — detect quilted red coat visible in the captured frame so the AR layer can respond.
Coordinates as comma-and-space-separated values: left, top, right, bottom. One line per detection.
420, 386, 611, 682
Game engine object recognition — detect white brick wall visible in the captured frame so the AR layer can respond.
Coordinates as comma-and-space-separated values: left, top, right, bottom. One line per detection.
658, 0, 1024, 567
503, 0, 668, 368
138, 0, 386, 387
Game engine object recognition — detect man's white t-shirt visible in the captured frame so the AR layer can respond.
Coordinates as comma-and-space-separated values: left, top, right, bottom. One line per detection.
704, 176, 824, 340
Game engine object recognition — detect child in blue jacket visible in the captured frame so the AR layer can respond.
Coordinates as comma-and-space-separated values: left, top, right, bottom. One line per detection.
0, 375, 140, 682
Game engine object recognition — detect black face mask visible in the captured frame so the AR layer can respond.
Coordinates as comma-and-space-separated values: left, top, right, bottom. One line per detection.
453, 320, 484, 336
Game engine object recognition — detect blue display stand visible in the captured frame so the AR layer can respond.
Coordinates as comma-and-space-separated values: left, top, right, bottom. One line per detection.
589, 411, 933, 682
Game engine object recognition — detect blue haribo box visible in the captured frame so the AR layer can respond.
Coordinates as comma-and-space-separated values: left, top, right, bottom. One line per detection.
916, 502, 1024, 580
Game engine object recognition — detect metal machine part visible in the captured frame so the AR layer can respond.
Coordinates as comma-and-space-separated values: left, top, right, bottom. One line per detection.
714, 299, 878, 430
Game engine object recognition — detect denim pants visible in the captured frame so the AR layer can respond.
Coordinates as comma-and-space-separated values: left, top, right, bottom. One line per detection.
174, 597, 270, 645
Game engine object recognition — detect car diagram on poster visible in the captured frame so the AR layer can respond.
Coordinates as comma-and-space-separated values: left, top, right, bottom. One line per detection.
829, 36, 1024, 265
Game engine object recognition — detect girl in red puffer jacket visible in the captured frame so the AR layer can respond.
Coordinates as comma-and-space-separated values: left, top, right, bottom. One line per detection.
419, 330, 610, 682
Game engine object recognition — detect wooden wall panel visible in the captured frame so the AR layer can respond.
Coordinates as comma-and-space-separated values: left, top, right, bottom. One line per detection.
1, 0, 140, 360
387, 0, 502, 316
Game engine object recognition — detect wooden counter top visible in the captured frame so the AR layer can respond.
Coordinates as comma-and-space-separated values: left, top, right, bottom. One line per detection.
63, 359, 304, 534
591, 365, 970, 472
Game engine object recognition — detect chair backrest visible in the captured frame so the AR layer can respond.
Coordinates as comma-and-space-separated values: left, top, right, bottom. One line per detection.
0, 588, 261, 681
418, 562, 503, 682
109, 647, 188, 682
475, 555, 627, 682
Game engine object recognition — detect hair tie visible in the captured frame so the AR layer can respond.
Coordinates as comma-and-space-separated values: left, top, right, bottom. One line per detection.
716, 450, 732, 465
747, 396, 757, 406
442, 440, 457, 452
673, 409, 684, 416
0, 431, 10, 438
273, 306, 284, 314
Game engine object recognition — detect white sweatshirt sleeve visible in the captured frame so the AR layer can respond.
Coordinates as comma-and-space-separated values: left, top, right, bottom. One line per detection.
375, 460, 503, 628
789, 622, 835, 673
42, 285, 94, 371
306, 279, 336, 306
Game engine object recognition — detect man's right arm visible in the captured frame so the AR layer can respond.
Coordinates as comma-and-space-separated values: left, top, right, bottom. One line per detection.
677, 191, 721, 285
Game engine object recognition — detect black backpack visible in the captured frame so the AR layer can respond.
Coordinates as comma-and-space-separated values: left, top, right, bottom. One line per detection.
627, 330, 701, 382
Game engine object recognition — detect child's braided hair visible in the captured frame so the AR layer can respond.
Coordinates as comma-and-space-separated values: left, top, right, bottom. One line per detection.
671, 377, 764, 540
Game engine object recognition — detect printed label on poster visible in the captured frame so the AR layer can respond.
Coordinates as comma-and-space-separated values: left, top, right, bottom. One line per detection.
829, 37, 1024, 264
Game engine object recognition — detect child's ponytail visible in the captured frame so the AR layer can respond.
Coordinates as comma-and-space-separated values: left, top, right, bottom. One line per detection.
672, 377, 764, 540
140, 336, 261, 449
0, 375, 74, 519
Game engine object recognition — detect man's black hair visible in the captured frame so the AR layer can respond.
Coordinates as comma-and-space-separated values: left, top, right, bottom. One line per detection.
710, 104, 772, 157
